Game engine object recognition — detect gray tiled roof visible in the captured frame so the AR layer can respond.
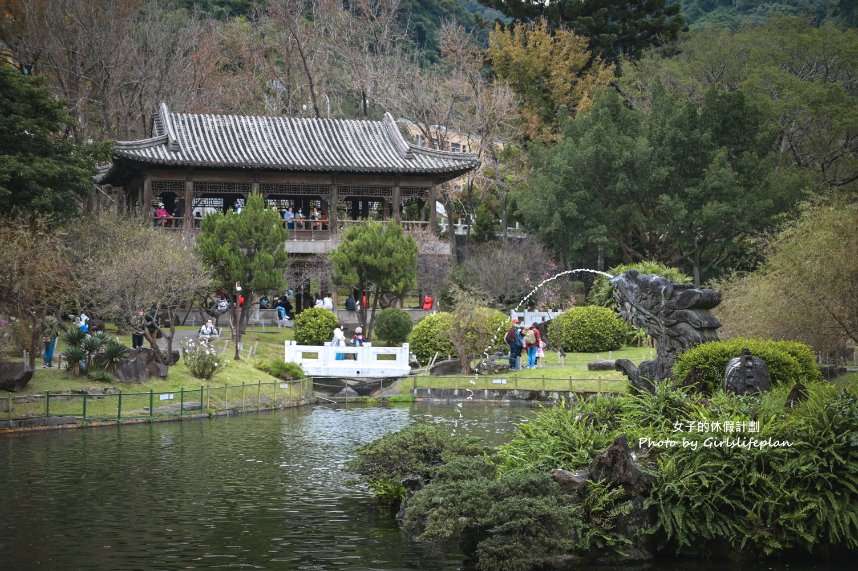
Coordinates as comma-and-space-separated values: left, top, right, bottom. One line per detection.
99, 103, 479, 183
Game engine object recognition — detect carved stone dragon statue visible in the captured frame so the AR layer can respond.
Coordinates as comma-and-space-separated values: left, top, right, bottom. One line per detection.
611, 270, 722, 392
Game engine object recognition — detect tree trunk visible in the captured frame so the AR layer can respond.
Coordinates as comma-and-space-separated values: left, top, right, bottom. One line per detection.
233, 295, 242, 361
367, 286, 381, 339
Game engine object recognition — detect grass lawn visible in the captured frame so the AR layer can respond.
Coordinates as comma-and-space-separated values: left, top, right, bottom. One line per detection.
409, 346, 655, 393
17, 325, 297, 395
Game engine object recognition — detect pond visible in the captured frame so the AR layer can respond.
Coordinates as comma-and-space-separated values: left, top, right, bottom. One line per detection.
0, 403, 525, 570
0, 403, 846, 570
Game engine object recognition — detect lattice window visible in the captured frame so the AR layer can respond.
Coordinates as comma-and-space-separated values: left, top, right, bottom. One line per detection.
261, 183, 330, 198
401, 186, 429, 204
193, 197, 223, 209
194, 182, 252, 195
339, 186, 393, 200
152, 181, 183, 205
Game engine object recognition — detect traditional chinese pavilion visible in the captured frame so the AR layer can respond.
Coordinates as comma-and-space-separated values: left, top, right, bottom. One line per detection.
97, 103, 480, 252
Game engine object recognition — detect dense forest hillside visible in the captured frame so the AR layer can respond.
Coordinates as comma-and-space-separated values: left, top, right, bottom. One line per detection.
670, 0, 858, 29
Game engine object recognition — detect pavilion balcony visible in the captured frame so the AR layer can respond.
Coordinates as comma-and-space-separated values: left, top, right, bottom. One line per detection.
148, 215, 448, 255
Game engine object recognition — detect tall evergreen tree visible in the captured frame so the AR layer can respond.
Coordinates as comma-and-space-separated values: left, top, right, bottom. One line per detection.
0, 66, 95, 217
196, 194, 288, 359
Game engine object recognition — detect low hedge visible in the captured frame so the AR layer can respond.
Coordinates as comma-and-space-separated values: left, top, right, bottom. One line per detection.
548, 306, 627, 352
674, 337, 821, 392
294, 308, 338, 346
254, 359, 304, 380
409, 313, 455, 363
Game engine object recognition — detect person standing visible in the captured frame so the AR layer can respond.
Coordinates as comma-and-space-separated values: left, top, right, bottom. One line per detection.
529, 324, 542, 368
42, 315, 59, 368
283, 206, 295, 229
505, 320, 522, 370
130, 308, 146, 350
524, 325, 538, 369
332, 325, 346, 361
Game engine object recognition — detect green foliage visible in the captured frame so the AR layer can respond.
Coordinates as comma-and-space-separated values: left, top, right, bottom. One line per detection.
487, 0, 685, 61
408, 312, 456, 363
0, 66, 95, 217
715, 203, 858, 354
548, 306, 627, 352
62, 346, 86, 375
329, 220, 417, 337
589, 262, 691, 307
522, 86, 792, 283
373, 308, 413, 345
496, 399, 616, 473
87, 368, 116, 383
674, 337, 821, 392
181, 338, 226, 381
293, 308, 338, 346
196, 193, 288, 309
60, 329, 87, 349
347, 423, 486, 505
253, 358, 304, 380
469, 204, 499, 244
675, 0, 855, 29
96, 338, 130, 372
356, 380, 858, 568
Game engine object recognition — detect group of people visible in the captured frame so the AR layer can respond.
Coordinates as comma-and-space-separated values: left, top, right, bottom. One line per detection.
331, 324, 366, 360
313, 293, 335, 310
504, 320, 545, 370
153, 202, 183, 227
282, 206, 327, 230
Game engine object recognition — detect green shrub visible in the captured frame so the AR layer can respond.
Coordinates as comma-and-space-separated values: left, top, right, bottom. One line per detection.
254, 358, 304, 380
347, 422, 485, 504
674, 337, 821, 392
294, 307, 338, 346
589, 261, 690, 307
62, 346, 86, 375
548, 306, 626, 352
374, 308, 413, 345
96, 338, 130, 372
181, 338, 225, 380
408, 312, 455, 363
87, 368, 116, 383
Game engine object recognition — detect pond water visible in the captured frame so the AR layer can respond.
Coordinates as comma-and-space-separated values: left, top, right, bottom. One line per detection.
0, 403, 525, 570
0, 403, 846, 570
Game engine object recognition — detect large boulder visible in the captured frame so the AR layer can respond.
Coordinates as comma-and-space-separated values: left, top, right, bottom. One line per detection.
429, 358, 461, 375
114, 348, 159, 383
0, 362, 33, 392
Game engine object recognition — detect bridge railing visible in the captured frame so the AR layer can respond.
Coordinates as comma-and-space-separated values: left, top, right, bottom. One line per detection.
284, 341, 411, 377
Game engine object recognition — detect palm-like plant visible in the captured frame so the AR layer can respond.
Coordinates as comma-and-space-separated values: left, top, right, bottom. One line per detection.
81, 334, 106, 371
97, 338, 130, 371
60, 328, 86, 349
63, 346, 87, 376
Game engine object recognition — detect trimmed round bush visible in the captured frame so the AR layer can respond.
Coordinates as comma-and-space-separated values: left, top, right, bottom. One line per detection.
548, 306, 626, 352
409, 312, 455, 363
674, 337, 821, 392
374, 308, 413, 345
294, 308, 338, 346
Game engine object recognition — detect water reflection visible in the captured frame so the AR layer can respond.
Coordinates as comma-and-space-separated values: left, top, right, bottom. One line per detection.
0, 402, 526, 570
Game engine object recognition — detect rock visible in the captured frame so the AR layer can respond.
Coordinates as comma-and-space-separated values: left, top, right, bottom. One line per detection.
680, 366, 705, 391
429, 358, 461, 376
550, 468, 589, 499
785, 382, 809, 409
409, 354, 420, 369
476, 356, 510, 375
87, 318, 106, 333
587, 435, 656, 499
114, 358, 149, 383
587, 359, 615, 371
0, 362, 34, 392
377, 386, 402, 398
145, 361, 169, 379
396, 474, 426, 520
724, 349, 770, 395
333, 386, 359, 398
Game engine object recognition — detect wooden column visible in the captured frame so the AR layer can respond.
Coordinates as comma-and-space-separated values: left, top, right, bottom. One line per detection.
184, 180, 194, 233
329, 184, 338, 234
251, 181, 260, 195
142, 175, 152, 222
392, 184, 401, 223
428, 183, 437, 235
